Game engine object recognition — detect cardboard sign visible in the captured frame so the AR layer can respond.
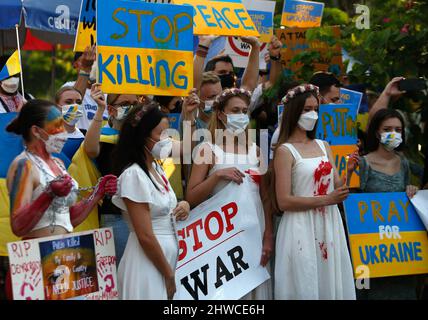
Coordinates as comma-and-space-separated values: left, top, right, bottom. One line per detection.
172, 0, 260, 37
275, 26, 344, 77
7, 228, 118, 300
281, 0, 324, 28
331, 145, 359, 188
175, 178, 270, 300
340, 88, 363, 113
344, 193, 428, 278
316, 103, 358, 146
74, 0, 96, 52
97, 0, 194, 96
243, 0, 276, 43
224, 36, 268, 69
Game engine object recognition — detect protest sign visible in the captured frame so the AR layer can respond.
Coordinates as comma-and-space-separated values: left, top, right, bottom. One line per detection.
344, 193, 428, 278
340, 88, 363, 113
330, 145, 359, 188
281, 0, 324, 28
410, 190, 428, 231
97, 0, 194, 96
7, 228, 118, 300
275, 26, 344, 77
172, 0, 259, 37
316, 103, 358, 146
223, 36, 268, 69
243, 0, 276, 43
74, 0, 96, 52
175, 178, 270, 300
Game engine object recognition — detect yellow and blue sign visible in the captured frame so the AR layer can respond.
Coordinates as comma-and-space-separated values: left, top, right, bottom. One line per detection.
97, 0, 194, 96
244, 0, 276, 43
340, 88, 363, 113
0, 51, 21, 81
281, 0, 324, 28
344, 192, 428, 278
316, 103, 358, 146
74, 0, 96, 52
172, 0, 259, 37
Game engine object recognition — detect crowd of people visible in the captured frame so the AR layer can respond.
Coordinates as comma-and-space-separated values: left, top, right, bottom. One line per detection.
0, 33, 427, 301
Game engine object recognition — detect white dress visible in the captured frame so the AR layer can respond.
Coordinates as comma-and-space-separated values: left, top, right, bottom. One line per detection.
204, 142, 273, 300
274, 140, 356, 300
112, 162, 178, 300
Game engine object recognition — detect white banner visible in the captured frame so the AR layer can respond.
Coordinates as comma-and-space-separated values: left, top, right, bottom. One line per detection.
224, 36, 269, 70
7, 228, 118, 300
175, 177, 270, 300
411, 190, 428, 231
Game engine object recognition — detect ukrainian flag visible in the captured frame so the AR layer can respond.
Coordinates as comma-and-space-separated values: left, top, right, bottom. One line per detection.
0, 51, 21, 81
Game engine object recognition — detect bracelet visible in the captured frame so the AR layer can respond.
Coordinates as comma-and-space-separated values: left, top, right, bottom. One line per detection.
198, 44, 210, 51
270, 54, 281, 61
93, 118, 103, 122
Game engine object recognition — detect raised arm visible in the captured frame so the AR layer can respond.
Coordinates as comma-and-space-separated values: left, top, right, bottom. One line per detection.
240, 36, 261, 92
74, 45, 96, 99
265, 35, 283, 90
83, 84, 106, 159
193, 36, 217, 91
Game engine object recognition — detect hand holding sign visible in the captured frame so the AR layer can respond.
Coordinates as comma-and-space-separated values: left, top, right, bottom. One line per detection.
173, 201, 190, 221
406, 185, 419, 199
268, 35, 282, 58
81, 45, 97, 73
240, 36, 261, 49
215, 167, 246, 185
90, 84, 106, 111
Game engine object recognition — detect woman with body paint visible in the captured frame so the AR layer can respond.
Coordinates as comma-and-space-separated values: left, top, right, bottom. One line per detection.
4, 99, 117, 300
185, 88, 273, 300
267, 84, 355, 300
347, 108, 420, 300
112, 102, 190, 300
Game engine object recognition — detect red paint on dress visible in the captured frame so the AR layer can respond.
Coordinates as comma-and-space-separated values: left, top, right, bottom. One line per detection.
319, 242, 328, 260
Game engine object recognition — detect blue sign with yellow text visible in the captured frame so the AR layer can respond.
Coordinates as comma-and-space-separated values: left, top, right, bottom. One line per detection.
97, 0, 194, 96
340, 88, 363, 113
344, 192, 428, 278
281, 0, 324, 28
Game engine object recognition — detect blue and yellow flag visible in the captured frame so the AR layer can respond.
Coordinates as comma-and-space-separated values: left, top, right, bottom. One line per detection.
0, 51, 21, 81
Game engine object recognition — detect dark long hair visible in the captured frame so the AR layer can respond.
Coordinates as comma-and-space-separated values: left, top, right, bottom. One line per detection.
366, 108, 406, 153
6, 99, 55, 142
112, 101, 167, 189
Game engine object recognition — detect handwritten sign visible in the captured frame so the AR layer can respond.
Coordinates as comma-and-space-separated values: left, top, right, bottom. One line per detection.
172, 0, 259, 37
7, 228, 118, 300
224, 36, 268, 69
175, 178, 270, 300
331, 145, 359, 188
344, 193, 428, 278
281, 0, 324, 28
243, 0, 276, 43
275, 26, 344, 77
97, 0, 194, 96
316, 103, 358, 146
340, 88, 363, 113
74, 0, 96, 52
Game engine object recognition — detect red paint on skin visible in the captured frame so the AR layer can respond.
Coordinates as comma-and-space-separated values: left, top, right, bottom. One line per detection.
319, 242, 328, 260
313, 161, 333, 214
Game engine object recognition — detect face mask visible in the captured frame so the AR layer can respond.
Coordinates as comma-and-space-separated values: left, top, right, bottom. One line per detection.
1, 76, 19, 94
149, 137, 173, 160
223, 113, 249, 134
380, 131, 402, 151
219, 73, 235, 89
115, 106, 131, 121
298, 111, 318, 131
62, 104, 83, 126
204, 100, 214, 113
36, 130, 68, 154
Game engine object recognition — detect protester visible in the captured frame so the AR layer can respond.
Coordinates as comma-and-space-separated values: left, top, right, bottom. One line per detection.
153, 95, 183, 114
111, 102, 190, 299
54, 86, 84, 161
347, 108, 421, 300
82, 85, 138, 263
268, 84, 355, 300
185, 88, 273, 299
4, 99, 117, 299
0, 55, 25, 113
309, 71, 342, 104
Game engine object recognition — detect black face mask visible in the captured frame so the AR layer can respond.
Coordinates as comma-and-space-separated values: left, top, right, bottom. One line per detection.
219, 73, 236, 89
169, 99, 182, 114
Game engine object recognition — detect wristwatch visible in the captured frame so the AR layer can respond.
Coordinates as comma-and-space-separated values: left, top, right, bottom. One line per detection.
269, 54, 281, 61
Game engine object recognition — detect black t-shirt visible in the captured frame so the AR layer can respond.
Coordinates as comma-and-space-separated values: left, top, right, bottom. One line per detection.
95, 142, 121, 215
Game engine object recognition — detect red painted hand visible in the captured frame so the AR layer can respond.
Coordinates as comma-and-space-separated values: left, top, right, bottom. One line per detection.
49, 175, 73, 197
97, 175, 118, 197
245, 169, 261, 186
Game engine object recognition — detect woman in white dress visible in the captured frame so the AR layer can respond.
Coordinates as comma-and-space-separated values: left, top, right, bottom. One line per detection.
269, 84, 356, 300
112, 102, 190, 300
186, 88, 273, 300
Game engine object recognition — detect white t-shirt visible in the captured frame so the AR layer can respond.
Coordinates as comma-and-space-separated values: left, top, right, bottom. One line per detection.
62, 81, 108, 131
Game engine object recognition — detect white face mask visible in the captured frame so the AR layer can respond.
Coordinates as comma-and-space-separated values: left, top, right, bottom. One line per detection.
204, 100, 214, 113
62, 104, 83, 126
36, 130, 68, 154
223, 113, 249, 134
149, 137, 173, 160
298, 111, 318, 131
115, 106, 131, 121
1, 77, 20, 94
380, 131, 402, 151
